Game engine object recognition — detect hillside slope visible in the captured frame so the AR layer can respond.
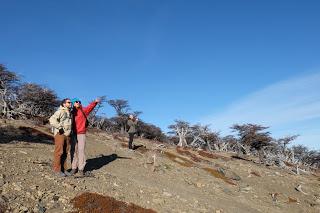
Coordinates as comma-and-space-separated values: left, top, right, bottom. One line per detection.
0, 120, 319, 213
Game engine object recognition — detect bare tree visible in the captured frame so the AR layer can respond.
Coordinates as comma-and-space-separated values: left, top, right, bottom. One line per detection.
189, 124, 220, 151
231, 123, 272, 155
221, 135, 238, 152
138, 121, 166, 141
277, 135, 299, 153
16, 83, 59, 120
87, 96, 107, 128
107, 99, 130, 116
0, 64, 20, 118
276, 135, 299, 163
168, 120, 191, 147
108, 99, 131, 134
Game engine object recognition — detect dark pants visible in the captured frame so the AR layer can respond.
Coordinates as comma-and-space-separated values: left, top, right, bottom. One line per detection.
128, 133, 135, 149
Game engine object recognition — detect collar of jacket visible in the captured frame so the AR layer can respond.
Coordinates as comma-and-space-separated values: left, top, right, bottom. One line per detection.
59, 106, 70, 111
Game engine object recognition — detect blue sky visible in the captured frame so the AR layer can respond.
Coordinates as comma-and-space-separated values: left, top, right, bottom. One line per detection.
1, 0, 319, 149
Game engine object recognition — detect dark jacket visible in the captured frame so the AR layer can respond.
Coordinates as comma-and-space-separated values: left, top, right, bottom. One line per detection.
127, 119, 138, 134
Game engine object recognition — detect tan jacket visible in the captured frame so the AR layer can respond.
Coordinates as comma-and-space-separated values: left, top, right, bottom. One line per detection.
49, 106, 72, 136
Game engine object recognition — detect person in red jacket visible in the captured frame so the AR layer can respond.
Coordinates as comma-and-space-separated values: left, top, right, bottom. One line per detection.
70, 97, 100, 176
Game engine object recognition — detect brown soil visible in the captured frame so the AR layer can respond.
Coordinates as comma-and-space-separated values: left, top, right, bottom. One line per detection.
70, 192, 156, 213
1, 120, 320, 213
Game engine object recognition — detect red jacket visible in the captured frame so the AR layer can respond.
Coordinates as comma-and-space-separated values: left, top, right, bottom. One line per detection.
73, 101, 98, 134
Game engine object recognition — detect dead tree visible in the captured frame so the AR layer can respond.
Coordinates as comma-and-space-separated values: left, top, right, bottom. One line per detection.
108, 99, 131, 134
231, 124, 272, 157
189, 124, 207, 148
277, 135, 299, 160
221, 135, 238, 152
168, 120, 191, 147
0, 64, 20, 119
87, 96, 107, 128
189, 124, 220, 151
15, 83, 59, 120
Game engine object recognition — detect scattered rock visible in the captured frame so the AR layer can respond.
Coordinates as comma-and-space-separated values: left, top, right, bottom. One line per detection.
270, 193, 280, 203
19, 150, 28, 155
0, 196, 7, 212
226, 171, 241, 181
19, 205, 29, 212
196, 182, 205, 188
163, 192, 172, 197
240, 185, 252, 193
13, 183, 22, 192
295, 184, 308, 195
53, 195, 59, 202
152, 198, 164, 205
249, 169, 261, 177
0, 179, 5, 187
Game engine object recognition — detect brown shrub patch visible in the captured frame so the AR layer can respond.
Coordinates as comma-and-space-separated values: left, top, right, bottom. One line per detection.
203, 167, 237, 186
164, 151, 194, 167
70, 192, 157, 213
198, 151, 230, 161
287, 197, 299, 204
176, 147, 202, 162
250, 171, 261, 177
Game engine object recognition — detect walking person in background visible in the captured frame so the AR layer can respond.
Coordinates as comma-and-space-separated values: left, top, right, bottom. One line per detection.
49, 98, 73, 177
69, 97, 100, 176
127, 114, 138, 150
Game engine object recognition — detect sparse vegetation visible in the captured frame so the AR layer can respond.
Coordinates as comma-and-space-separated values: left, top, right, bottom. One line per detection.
1, 63, 319, 174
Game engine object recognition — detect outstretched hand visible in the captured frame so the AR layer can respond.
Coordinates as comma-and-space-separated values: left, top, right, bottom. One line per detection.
95, 98, 101, 103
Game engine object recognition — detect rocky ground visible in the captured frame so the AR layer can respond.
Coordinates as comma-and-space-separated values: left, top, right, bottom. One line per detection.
0, 119, 320, 213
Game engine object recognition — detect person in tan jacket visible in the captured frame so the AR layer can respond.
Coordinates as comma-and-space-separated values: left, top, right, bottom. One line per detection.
49, 98, 72, 177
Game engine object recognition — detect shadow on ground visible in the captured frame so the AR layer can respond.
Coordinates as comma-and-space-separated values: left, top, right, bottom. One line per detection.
0, 126, 53, 144
85, 154, 131, 172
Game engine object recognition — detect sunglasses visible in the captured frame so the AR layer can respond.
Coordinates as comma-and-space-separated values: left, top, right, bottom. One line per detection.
66, 101, 71, 104
75, 101, 81, 104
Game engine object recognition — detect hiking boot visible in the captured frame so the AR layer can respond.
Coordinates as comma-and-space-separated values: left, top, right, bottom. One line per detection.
77, 170, 84, 177
69, 169, 77, 176
54, 171, 66, 177
64, 171, 72, 176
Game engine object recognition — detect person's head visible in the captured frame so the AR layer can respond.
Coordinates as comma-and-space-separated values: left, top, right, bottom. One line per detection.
71, 98, 81, 109
129, 114, 134, 120
61, 98, 72, 109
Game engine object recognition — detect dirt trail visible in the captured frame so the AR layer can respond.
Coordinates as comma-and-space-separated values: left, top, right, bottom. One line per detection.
0, 120, 320, 213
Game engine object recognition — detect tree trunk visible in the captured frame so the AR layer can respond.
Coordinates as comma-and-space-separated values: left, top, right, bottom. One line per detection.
177, 128, 187, 147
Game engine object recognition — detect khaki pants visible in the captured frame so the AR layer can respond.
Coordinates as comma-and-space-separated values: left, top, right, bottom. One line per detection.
71, 134, 86, 171
53, 134, 70, 172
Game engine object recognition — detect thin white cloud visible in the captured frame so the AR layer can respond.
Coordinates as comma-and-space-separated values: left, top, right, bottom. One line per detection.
202, 71, 320, 149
